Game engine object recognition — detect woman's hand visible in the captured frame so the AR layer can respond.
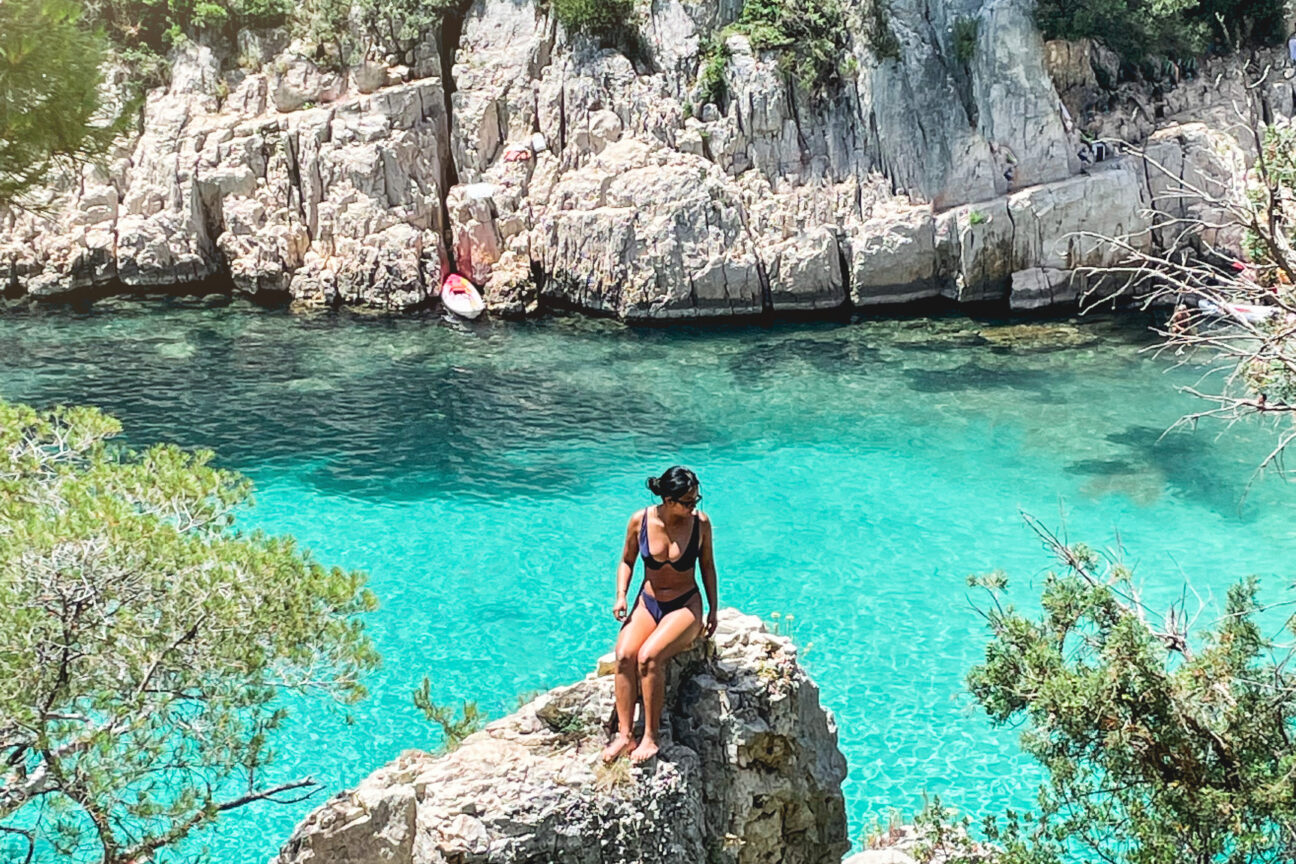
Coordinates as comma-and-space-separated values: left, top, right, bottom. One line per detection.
706, 609, 718, 638
613, 594, 628, 622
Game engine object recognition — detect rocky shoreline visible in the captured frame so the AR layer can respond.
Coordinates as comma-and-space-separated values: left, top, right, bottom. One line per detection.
1, 0, 1290, 320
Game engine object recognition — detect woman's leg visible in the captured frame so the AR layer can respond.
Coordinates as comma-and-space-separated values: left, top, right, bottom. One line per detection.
631, 600, 702, 762
602, 598, 657, 762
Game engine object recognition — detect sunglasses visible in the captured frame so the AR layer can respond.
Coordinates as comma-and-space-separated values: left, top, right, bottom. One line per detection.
672, 493, 703, 508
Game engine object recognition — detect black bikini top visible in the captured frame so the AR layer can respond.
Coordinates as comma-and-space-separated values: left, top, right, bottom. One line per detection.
639, 508, 701, 571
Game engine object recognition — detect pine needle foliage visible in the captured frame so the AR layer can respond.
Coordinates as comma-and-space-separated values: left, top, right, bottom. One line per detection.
0, 399, 379, 864
968, 521, 1296, 864
413, 678, 485, 752
0, 0, 131, 206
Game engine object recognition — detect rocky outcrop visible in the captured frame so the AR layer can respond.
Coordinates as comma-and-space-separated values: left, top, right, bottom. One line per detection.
1, 39, 452, 309
272, 609, 848, 864
1, 0, 1291, 316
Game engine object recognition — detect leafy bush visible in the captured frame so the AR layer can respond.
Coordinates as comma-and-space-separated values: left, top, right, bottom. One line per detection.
739, 0, 851, 90
296, 0, 461, 69
360, 0, 461, 51
697, 35, 732, 106
695, 0, 855, 103
952, 16, 978, 64
84, 0, 293, 58
1034, 0, 1284, 64
553, 0, 636, 41
1035, 0, 1202, 63
968, 524, 1296, 864
0, 400, 378, 864
862, 0, 900, 61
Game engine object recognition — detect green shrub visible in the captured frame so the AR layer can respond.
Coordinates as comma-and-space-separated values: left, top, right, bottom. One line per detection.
553, 0, 636, 40
1035, 0, 1200, 62
967, 208, 987, 225
969, 529, 1296, 864
697, 35, 731, 106
952, 16, 978, 64
1034, 0, 1284, 64
0, 400, 378, 864
86, 0, 293, 58
0, 0, 133, 205
863, 0, 900, 60
413, 677, 486, 751
699, 0, 853, 101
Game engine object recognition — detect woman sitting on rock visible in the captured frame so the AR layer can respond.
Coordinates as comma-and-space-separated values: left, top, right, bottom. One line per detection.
603, 466, 719, 763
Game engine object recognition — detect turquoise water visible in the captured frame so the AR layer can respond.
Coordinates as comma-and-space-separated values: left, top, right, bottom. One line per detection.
1, 300, 1293, 861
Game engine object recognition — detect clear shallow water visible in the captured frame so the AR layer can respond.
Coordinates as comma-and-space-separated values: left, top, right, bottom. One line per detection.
1, 300, 1293, 861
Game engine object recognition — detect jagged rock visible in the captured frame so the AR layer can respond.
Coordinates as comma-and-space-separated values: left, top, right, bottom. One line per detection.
272, 609, 848, 864
1142, 122, 1248, 252
271, 48, 345, 112
534, 140, 766, 318
1044, 38, 1098, 119
1, 0, 1290, 315
1, 47, 451, 310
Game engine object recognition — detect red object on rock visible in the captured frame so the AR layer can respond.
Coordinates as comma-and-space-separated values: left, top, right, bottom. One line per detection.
442, 274, 474, 295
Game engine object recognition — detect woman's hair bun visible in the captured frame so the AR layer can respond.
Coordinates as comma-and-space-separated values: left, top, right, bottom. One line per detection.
647, 466, 699, 500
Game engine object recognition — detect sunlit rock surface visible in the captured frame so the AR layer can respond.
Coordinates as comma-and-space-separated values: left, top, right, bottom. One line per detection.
0, 0, 1289, 316
272, 609, 848, 864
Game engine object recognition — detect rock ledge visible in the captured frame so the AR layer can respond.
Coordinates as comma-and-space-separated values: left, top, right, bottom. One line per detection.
273, 608, 848, 864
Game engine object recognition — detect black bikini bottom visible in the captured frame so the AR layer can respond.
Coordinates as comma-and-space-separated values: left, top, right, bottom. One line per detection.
625, 586, 699, 627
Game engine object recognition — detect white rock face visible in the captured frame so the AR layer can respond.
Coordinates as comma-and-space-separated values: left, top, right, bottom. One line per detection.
1, 7, 1289, 315
272, 609, 848, 864
2, 40, 451, 310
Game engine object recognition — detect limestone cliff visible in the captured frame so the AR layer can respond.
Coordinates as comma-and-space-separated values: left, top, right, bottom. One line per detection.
0, 0, 1291, 317
271, 609, 848, 864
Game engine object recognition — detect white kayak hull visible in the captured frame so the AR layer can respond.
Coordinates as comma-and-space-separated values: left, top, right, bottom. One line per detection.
441, 277, 485, 319
1198, 299, 1278, 324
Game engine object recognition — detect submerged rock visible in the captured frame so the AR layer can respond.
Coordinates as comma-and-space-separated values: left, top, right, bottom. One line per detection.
272, 609, 848, 864
977, 321, 1100, 352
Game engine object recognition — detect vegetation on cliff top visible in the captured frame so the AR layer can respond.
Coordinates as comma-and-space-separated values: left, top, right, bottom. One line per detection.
551, 0, 636, 41
695, 0, 874, 107
0, 399, 378, 864
1034, 0, 1286, 64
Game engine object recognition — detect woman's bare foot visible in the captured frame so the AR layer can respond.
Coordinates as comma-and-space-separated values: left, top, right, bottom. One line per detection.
601, 732, 636, 763
629, 738, 659, 763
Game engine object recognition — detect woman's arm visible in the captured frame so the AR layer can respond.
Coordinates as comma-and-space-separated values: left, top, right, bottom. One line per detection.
612, 510, 641, 620
699, 514, 718, 636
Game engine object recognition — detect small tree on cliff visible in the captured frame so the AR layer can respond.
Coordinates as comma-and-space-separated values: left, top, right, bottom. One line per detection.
0, 399, 379, 864
968, 516, 1296, 864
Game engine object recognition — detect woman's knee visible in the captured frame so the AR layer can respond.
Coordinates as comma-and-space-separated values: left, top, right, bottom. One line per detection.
613, 648, 638, 674
637, 647, 663, 676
